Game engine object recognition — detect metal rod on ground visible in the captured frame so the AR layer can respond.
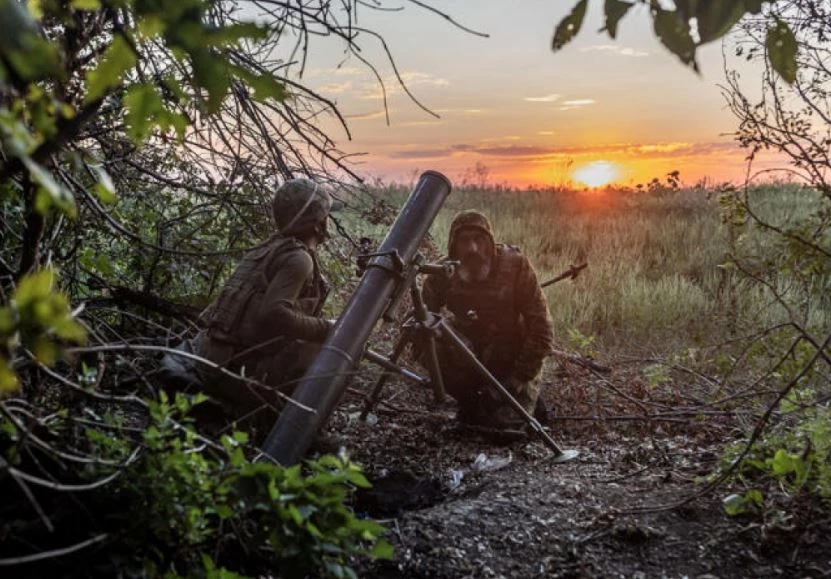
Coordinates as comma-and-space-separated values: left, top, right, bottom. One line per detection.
261, 171, 453, 465
439, 319, 579, 462
363, 348, 430, 387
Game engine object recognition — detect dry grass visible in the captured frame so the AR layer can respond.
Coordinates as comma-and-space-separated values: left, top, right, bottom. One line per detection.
352, 181, 827, 357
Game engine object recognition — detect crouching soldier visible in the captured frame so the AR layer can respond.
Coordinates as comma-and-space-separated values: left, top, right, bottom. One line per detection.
422, 210, 553, 434
162, 178, 341, 441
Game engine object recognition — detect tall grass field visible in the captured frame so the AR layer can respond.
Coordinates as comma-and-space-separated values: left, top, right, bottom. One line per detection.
349, 182, 830, 357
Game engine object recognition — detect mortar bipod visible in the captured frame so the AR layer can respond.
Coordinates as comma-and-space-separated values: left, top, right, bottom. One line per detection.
359, 257, 579, 463
360, 254, 450, 421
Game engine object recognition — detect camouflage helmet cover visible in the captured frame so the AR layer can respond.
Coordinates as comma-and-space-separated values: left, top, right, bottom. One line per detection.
272, 178, 343, 234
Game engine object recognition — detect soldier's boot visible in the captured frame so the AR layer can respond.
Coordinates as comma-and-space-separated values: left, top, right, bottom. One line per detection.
534, 396, 552, 424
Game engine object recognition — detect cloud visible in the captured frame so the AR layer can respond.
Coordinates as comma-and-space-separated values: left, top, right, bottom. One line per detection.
398, 72, 450, 87
559, 99, 596, 111
381, 140, 741, 162
388, 149, 456, 159
633, 142, 694, 154
580, 44, 650, 57
524, 93, 561, 103
358, 71, 450, 100
304, 66, 367, 79
316, 81, 352, 95
344, 110, 386, 121
400, 120, 443, 127
477, 145, 553, 156
333, 67, 365, 76
537, 131, 555, 135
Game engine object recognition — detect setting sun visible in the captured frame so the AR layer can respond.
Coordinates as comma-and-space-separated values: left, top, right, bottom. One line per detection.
572, 160, 622, 188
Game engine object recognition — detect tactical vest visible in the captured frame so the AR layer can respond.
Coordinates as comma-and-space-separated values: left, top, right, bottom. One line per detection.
199, 234, 328, 348
444, 245, 525, 358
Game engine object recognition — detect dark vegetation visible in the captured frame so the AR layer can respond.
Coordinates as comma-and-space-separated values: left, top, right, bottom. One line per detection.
1, 1, 830, 577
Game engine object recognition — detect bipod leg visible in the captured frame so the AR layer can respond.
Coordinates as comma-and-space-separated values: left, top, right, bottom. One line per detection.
360, 327, 412, 421
439, 320, 579, 462
423, 334, 446, 404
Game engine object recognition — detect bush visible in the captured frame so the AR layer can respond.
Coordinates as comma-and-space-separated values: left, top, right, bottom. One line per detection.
1, 392, 391, 578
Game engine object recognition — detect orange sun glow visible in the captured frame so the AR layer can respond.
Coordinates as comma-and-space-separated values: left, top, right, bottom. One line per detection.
572, 160, 622, 188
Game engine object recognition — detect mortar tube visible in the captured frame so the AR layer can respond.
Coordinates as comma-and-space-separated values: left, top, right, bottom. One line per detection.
261, 171, 452, 465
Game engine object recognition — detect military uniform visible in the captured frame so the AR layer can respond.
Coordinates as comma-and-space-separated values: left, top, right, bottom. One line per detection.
179, 178, 339, 438
423, 211, 553, 428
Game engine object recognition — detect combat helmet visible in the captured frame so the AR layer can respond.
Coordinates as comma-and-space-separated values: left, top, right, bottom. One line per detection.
272, 178, 343, 237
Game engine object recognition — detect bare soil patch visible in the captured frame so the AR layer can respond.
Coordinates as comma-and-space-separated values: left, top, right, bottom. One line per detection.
321, 363, 831, 578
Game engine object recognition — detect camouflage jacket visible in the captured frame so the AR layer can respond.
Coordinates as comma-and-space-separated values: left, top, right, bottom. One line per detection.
423, 244, 553, 382
198, 233, 330, 352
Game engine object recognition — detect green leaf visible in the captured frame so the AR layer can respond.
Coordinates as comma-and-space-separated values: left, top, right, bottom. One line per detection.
769, 448, 799, 475
93, 165, 117, 204
123, 83, 162, 142
191, 50, 231, 114
0, 0, 63, 81
71, 0, 100, 10
603, 0, 633, 39
552, 0, 588, 51
138, 15, 166, 38
206, 22, 269, 46
696, 1, 747, 44
25, 0, 43, 20
32, 334, 58, 365
0, 357, 19, 397
123, 83, 189, 143
722, 493, 746, 516
0, 308, 14, 336
744, 489, 764, 507
231, 65, 286, 103
653, 8, 698, 71
85, 34, 137, 103
22, 156, 77, 218
52, 316, 87, 342
766, 18, 797, 84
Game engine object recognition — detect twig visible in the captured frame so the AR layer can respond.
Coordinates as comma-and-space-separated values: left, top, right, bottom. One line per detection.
5, 458, 55, 532
0, 534, 108, 566
621, 328, 831, 515
8, 447, 139, 492
65, 344, 315, 413
549, 348, 610, 373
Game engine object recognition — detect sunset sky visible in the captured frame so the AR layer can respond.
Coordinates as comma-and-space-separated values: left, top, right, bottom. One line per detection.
292, 1, 781, 188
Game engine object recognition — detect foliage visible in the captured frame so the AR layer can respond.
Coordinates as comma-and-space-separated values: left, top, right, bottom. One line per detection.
1, 392, 390, 577
552, 1, 798, 83
719, 388, 831, 516
0, 0, 411, 575
0, 267, 86, 396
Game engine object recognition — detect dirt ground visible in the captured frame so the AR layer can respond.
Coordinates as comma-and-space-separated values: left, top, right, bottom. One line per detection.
317, 361, 831, 579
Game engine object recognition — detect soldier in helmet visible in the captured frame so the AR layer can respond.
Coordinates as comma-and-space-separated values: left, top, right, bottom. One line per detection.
422, 210, 553, 434
181, 178, 342, 439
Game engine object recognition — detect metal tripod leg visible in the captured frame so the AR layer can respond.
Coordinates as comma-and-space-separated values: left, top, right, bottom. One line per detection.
423, 333, 446, 404
439, 319, 579, 462
360, 327, 413, 421
360, 329, 447, 421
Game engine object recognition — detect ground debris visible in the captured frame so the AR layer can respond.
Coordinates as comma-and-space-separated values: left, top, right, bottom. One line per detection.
342, 365, 831, 578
